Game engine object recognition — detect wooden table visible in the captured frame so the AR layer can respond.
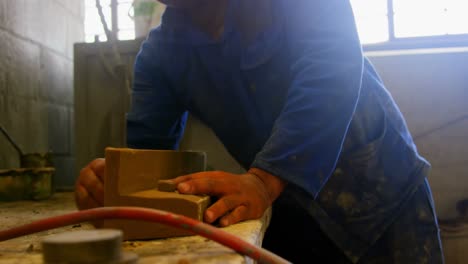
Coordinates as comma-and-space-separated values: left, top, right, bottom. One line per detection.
0, 192, 271, 264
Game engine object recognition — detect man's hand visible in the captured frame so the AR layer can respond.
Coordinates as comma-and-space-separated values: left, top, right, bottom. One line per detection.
171, 168, 286, 227
75, 158, 106, 211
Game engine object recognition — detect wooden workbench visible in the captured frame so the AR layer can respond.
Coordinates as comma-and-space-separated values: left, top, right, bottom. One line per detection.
0, 192, 271, 264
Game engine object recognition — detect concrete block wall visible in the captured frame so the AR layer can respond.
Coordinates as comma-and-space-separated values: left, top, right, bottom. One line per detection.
179, 116, 246, 174
367, 48, 468, 219
0, 0, 84, 189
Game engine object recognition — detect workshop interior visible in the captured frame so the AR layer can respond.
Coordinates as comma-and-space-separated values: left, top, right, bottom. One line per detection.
0, 0, 467, 263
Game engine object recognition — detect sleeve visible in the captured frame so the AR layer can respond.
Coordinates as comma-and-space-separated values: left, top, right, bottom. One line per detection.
251, 0, 364, 198
126, 40, 188, 150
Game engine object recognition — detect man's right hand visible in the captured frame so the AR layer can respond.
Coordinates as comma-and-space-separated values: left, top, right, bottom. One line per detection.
75, 158, 106, 211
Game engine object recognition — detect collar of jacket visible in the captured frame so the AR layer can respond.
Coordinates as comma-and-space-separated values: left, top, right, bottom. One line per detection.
155, 1, 285, 70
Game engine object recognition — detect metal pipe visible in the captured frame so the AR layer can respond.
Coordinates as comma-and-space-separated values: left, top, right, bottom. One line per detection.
0, 124, 23, 156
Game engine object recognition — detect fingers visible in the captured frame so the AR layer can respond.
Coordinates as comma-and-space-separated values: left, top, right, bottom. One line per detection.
204, 195, 240, 223
170, 174, 193, 184
172, 171, 225, 185
171, 172, 208, 185
175, 172, 232, 196
219, 205, 249, 227
74, 159, 106, 211
75, 184, 101, 210
78, 166, 105, 204
89, 158, 106, 182
177, 177, 219, 195
75, 184, 103, 229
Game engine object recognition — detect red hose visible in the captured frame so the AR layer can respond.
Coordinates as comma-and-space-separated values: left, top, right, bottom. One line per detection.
0, 207, 290, 264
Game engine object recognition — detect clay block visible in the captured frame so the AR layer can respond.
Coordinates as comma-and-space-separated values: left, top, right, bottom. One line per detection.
103, 147, 210, 240
157, 179, 177, 192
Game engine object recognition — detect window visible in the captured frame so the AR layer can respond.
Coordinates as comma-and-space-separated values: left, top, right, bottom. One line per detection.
84, 0, 135, 42
84, 1, 468, 48
350, 0, 468, 48
393, 0, 468, 38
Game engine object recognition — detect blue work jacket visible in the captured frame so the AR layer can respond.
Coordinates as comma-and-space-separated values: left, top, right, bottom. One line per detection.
127, 0, 430, 261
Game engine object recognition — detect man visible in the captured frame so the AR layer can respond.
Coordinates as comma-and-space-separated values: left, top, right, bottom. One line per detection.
76, 0, 445, 263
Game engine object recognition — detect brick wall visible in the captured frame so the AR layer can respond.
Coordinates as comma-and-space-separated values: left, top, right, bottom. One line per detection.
0, 0, 84, 189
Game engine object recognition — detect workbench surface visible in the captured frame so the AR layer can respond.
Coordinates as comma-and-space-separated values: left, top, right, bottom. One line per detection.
0, 192, 271, 264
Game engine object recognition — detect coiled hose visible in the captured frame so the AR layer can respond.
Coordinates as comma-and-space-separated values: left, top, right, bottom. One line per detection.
0, 206, 290, 264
